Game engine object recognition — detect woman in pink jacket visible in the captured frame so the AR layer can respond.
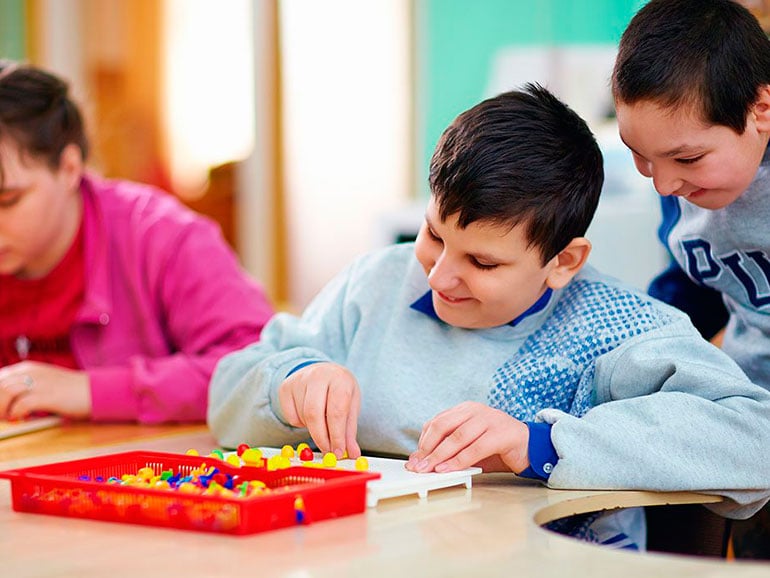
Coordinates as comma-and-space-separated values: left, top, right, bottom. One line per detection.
0, 61, 274, 423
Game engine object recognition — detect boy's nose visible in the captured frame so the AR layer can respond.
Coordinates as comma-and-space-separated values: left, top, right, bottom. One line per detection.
651, 167, 684, 197
634, 157, 653, 179
427, 253, 460, 291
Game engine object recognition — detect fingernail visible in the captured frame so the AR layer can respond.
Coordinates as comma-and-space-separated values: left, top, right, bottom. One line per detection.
435, 463, 448, 473
416, 459, 430, 472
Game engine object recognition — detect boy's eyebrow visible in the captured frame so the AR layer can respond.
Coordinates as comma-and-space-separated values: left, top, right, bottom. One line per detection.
619, 135, 646, 157
620, 135, 702, 158
659, 144, 703, 157
425, 212, 510, 263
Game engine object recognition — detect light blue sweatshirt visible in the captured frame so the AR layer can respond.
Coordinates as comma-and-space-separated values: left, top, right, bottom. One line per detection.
659, 146, 770, 390
209, 243, 770, 547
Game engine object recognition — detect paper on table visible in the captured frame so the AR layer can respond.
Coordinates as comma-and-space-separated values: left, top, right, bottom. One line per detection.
0, 416, 63, 440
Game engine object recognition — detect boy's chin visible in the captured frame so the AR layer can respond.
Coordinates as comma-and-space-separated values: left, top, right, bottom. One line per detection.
678, 189, 742, 211
0, 260, 25, 278
686, 198, 737, 211
434, 307, 504, 330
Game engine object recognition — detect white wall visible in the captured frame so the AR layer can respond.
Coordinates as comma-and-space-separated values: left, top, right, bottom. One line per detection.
278, 0, 412, 309
32, 0, 86, 103
162, 0, 255, 195
486, 45, 617, 130
237, 1, 280, 300
588, 124, 667, 290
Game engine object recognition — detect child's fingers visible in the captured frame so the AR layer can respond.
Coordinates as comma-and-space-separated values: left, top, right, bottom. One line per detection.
326, 385, 356, 458
418, 408, 468, 455
280, 364, 361, 457
302, 382, 332, 453
345, 388, 361, 459
277, 379, 304, 428
417, 404, 464, 449
7, 392, 34, 421
0, 380, 31, 420
418, 418, 485, 473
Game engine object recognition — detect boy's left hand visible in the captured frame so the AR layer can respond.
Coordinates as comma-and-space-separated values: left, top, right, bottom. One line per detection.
406, 401, 529, 474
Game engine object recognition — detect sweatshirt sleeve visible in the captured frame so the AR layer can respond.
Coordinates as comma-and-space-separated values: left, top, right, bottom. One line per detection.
538, 320, 770, 519
88, 218, 274, 424
208, 262, 356, 449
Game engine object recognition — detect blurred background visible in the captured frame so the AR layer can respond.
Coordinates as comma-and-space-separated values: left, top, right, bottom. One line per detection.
6, 0, 751, 312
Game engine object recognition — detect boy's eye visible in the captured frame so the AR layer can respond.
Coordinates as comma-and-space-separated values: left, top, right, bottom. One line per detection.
471, 257, 498, 270
676, 155, 704, 165
427, 227, 442, 242
0, 191, 22, 208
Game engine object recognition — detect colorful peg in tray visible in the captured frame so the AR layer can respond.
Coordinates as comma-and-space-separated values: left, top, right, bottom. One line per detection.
322, 453, 337, 468
241, 448, 263, 466
299, 447, 314, 462
294, 496, 306, 524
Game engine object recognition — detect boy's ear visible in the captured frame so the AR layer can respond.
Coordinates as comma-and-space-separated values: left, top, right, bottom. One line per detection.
57, 143, 84, 191
752, 85, 770, 132
545, 237, 591, 290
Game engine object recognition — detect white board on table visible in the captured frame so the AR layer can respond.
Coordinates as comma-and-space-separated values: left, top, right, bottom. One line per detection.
256, 447, 482, 508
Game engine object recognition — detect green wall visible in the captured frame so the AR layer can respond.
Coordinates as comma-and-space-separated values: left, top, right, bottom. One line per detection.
415, 0, 645, 195
0, 0, 26, 60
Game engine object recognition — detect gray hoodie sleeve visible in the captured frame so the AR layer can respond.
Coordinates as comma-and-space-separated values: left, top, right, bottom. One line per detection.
540, 319, 770, 519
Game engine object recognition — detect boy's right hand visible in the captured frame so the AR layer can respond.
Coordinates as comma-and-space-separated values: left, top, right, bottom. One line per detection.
277, 362, 361, 459
0, 361, 91, 420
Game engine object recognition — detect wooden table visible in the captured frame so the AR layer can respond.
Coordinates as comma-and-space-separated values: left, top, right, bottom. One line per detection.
1, 423, 768, 577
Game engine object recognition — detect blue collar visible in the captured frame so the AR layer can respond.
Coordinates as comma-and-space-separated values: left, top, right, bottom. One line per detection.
409, 287, 553, 327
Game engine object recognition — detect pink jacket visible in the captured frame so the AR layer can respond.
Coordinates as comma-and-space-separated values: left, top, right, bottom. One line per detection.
73, 173, 273, 423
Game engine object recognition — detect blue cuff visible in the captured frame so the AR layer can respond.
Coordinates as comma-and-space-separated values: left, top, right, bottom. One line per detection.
286, 360, 323, 378
517, 422, 558, 481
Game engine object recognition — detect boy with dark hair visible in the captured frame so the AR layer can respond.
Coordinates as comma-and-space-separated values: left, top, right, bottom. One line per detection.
612, 0, 770, 369
612, 0, 770, 556
209, 84, 770, 550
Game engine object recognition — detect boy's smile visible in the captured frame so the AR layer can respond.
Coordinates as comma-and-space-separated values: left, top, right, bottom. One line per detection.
413, 198, 557, 329
615, 98, 770, 210
435, 291, 471, 305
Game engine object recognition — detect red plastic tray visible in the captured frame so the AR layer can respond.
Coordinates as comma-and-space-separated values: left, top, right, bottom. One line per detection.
0, 450, 380, 535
